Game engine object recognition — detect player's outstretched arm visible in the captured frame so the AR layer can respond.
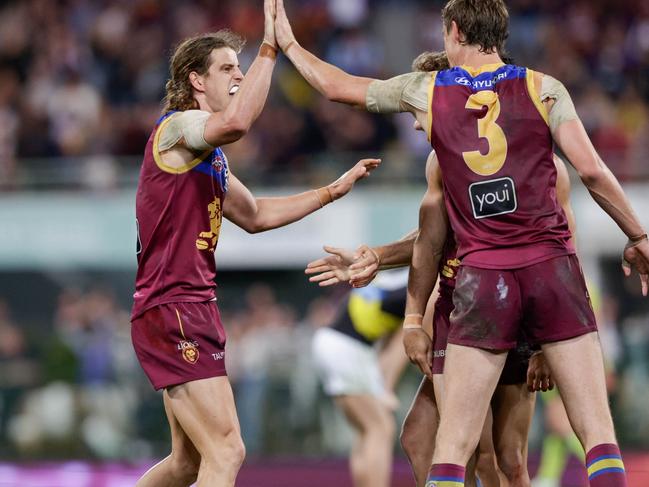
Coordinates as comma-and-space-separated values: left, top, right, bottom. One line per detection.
347, 150, 440, 285
224, 158, 380, 233
304, 245, 356, 287
545, 75, 649, 294
274, 0, 373, 107
202, 0, 278, 146
304, 229, 417, 287
402, 154, 447, 379
348, 231, 418, 287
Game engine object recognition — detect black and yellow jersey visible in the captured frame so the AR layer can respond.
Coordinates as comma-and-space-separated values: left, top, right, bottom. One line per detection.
331, 269, 408, 345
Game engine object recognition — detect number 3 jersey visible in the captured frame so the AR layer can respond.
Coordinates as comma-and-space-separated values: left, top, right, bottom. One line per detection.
132, 111, 229, 320
428, 63, 573, 269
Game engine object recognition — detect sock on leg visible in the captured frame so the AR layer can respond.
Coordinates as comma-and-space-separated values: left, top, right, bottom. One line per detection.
426, 463, 466, 487
586, 443, 627, 487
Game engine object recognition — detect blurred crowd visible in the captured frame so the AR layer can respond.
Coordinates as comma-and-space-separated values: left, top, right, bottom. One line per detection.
1, 0, 649, 189
0, 268, 649, 460
0, 279, 345, 459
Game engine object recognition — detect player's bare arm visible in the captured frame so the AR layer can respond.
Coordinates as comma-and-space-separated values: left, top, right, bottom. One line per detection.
402, 154, 448, 379
202, 0, 278, 145
275, 0, 430, 131
223, 158, 380, 233
156, 0, 278, 172
544, 73, 649, 294
348, 151, 441, 285
275, 0, 372, 107
304, 230, 417, 288
305, 151, 441, 287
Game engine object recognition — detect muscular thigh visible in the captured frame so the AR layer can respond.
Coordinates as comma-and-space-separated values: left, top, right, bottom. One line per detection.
165, 376, 241, 456
163, 390, 200, 463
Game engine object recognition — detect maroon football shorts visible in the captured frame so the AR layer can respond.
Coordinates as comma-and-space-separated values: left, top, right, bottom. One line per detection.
432, 290, 530, 384
431, 290, 454, 375
131, 300, 227, 390
448, 254, 597, 350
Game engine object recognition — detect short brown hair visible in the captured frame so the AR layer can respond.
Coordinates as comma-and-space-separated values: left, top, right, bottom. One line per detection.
441, 0, 509, 54
412, 51, 450, 72
163, 30, 246, 112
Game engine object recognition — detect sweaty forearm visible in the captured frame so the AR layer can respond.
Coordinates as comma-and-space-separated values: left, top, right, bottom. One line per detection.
584, 165, 646, 239
285, 43, 372, 106
252, 189, 327, 232
374, 229, 418, 269
405, 233, 442, 318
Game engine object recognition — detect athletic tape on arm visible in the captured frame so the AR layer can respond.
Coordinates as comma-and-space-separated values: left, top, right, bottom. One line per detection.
541, 75, 579, 132
158, 110, 213, 152
366, 72, 431, 113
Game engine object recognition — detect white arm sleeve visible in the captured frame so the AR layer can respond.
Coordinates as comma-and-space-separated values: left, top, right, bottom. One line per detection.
541, 75, 579, 132
158, 110, 213, 152
366, 72, 431, 114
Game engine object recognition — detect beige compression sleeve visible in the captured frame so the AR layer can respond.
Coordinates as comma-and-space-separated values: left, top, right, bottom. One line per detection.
541, 75, 579, 132
158, 110, 213, 152
366, 72, 431, 114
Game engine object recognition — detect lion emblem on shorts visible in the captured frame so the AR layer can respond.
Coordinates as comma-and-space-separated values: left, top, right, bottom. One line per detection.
179, 340, 200, 364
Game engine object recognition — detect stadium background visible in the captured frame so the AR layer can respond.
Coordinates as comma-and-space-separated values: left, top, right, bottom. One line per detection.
0, 0, 648, 485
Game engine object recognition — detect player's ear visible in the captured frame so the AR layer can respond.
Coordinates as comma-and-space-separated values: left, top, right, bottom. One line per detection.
189, 71, 205, 93
451, 20, 463, 44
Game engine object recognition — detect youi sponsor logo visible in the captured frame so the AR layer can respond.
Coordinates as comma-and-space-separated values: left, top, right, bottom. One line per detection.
469, 177, 517, 219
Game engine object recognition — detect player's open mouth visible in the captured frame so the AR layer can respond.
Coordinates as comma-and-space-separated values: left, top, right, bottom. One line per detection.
229, 85, 239, 95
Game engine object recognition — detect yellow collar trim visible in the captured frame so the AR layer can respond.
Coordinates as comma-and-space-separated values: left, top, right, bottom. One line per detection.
459, 62, 506, 76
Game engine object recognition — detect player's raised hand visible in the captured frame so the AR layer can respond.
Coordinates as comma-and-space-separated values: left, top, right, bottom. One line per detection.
349, 244, 381, 288
328, 158, 381, 201
305, 246, 355, 286
263, 0, 278, 49
403, 328, 433, 381
526, 351, 554, 392
622, 235, 649, 296
275, 0, 297, 51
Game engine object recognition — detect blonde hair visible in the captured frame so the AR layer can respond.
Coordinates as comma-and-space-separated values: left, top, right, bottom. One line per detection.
412, 51, 450, 72
163, 30, 245, 112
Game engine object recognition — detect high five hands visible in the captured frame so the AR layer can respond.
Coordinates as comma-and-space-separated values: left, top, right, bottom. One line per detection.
262, 0, 297, 52
305, 244, 381, 288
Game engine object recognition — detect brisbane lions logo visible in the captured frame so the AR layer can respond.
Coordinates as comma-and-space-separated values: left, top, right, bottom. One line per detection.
178, 340, 200, 364
196, 197, 222, 251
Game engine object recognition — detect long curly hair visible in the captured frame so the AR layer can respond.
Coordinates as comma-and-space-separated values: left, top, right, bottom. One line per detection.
442, 0, 509, 54
163, 30, 245, 112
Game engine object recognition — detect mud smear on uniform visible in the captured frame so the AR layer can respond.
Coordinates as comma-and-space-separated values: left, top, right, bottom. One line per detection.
451, 267, 501, 341
553, 256, 593, 328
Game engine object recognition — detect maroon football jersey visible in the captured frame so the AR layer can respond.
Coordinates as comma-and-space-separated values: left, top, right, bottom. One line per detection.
132, 112, 229, 320
429, 64, 573, 269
